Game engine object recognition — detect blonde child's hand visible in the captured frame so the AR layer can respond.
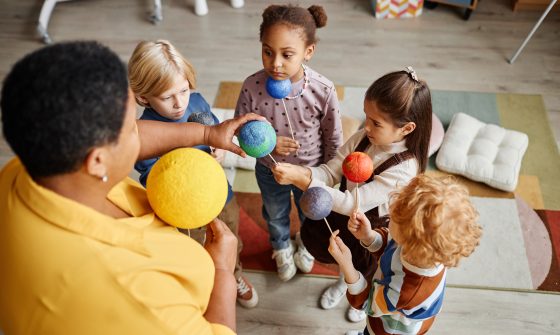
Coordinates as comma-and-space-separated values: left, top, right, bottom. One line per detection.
271, 163, 312, 190
211, 148, 226, 164
274, 136, 300, 156
348, 211, 376, 245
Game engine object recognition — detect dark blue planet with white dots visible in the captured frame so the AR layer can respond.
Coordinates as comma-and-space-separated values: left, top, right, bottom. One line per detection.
300, 187, 333, 220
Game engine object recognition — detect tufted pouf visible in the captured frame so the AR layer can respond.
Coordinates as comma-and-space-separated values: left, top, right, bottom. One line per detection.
435, 112, 528, 192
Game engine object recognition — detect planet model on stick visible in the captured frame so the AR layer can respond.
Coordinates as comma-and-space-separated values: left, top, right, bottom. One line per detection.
342, 152, 374, 183
265, 76, 297, 142
300, 187, 335, 234
266, 77, 292, 99
237, 120, 277, 159
146, 148, 228, 229
300, 187, 333, 220
188, 111, 217, 153
342, 152, 373, 211
187, 111, 216, 125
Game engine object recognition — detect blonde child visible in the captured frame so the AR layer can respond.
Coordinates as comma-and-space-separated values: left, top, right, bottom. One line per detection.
128, 40, 258, 308
329, 174, 483, 335
272, 68, 432, 321
234, 4, 343, 282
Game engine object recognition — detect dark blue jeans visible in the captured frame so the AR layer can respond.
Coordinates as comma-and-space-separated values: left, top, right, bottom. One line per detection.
255, 163, 305, 250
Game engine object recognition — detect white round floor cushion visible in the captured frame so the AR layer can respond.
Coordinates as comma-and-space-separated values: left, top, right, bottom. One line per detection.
435, 113, 528, 192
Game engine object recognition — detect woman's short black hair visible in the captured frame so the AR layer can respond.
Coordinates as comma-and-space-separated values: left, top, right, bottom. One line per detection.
1, 41, 128, 178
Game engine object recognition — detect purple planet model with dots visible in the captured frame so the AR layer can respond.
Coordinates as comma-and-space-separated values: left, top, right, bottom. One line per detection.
187, 111, 216, 126
266, 76, 292, 99
237, 120, 277, 158
300, 187, 333, 220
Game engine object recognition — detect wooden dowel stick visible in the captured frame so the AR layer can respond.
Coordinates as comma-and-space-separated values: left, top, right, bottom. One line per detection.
268, 154, 278, 165
324, 217, 334, 235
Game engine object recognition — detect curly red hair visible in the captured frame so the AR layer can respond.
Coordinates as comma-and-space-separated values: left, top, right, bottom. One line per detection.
389, 174, 482, 268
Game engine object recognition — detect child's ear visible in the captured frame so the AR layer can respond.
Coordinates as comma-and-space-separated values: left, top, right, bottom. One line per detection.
137, 95, 149, 106
304, 44, 315, 62
401, 122, 416, 136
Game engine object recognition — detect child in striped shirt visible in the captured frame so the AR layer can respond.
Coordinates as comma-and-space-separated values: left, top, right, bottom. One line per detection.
328, 174, 482, 335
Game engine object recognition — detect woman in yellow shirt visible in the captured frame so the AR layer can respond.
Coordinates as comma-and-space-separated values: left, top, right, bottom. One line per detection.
0, 41, 261, 335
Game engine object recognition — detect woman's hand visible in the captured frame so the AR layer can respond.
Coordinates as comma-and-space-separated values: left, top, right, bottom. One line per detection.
271, 163, 312, 190
205, 113, 266, 157
204, 218, 238, 273
204, 219, 238, 331
274, 136, 300, 156
348, 211, 376, 246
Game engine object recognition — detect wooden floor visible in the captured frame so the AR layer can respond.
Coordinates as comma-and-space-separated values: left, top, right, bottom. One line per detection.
0, 0, 559, 334
239, 272, 560, 334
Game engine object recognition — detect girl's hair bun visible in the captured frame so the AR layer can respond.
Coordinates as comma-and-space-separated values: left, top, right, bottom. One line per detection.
308, 5, 327, 28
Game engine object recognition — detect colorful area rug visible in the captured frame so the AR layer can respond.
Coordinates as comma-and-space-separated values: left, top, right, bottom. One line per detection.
214, 82, 560, 293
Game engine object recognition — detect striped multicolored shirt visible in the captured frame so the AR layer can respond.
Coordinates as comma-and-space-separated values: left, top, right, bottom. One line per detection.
347, 228, 446, 335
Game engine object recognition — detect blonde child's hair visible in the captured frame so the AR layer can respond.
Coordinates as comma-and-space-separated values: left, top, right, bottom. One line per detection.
389, 174, 482, 268
128, 40, 196, 107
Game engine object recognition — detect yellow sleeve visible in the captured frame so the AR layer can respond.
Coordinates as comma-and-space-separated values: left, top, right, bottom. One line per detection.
211, 324, 236, 335
127, 271, 236, 335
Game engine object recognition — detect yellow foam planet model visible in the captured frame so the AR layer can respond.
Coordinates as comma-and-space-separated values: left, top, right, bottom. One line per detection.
146, 147, 228, 229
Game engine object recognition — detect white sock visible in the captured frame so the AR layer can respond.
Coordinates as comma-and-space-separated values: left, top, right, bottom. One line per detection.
194, 0, 208, 16
335, 272, 346, 289
230, 0, 244, 8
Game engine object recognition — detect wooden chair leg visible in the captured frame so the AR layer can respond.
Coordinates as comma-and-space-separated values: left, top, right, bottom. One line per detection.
149, 0, 163, 24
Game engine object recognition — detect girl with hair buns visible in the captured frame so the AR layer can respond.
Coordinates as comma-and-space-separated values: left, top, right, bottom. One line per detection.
235, 4, 343, 283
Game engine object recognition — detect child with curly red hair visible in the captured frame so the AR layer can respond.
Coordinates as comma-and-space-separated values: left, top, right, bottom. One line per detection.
329, 174, 483, 335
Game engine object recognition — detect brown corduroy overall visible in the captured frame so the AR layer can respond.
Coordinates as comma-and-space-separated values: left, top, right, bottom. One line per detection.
301, 135, 413, 279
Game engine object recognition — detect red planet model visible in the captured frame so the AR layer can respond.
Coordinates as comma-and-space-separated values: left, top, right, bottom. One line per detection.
342, 152, 374, 183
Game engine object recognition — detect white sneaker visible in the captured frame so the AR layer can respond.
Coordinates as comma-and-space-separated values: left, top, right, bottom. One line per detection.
319, 277, 346, 309
236, 276, 258, 308
272, 243, 296, 282
230, 0, 244, 8
347, 305, 366, 323
294, 232, 314, 273
345, 331, 364, 335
